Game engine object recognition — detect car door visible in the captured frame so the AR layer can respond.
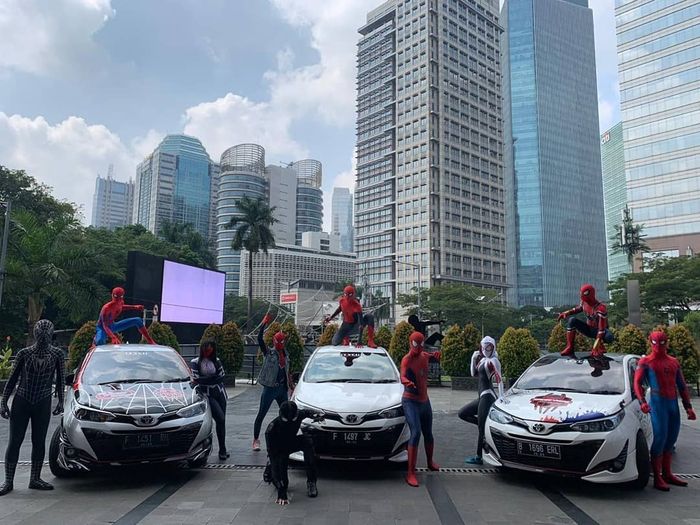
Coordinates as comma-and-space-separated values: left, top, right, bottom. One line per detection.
627, 357, 653, 444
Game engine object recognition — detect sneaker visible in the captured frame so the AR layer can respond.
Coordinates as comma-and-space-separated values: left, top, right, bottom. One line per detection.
218, 450, 230, 460
464, 455, 483, 465
307, 480, 318, 498
252, 439, 261, 451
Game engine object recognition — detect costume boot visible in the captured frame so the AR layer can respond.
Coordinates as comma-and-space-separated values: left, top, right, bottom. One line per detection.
592, 340, 606, 358
0, 462, 16, 496
662, 451, 687, 487
406, 445, 419, 487
560, 330, 576, 357
652, 455, 670, 491
342, 337, 350, 346
28, 462, 53, 490
139, 326, 157, 345
367, 326, 377, 348
425, 441, 439, 471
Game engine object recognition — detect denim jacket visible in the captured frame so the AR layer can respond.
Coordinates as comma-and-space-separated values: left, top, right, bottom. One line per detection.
257, 326, 290, 388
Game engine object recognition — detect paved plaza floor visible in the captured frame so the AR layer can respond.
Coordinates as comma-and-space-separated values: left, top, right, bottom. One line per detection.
1, 386, 699, 524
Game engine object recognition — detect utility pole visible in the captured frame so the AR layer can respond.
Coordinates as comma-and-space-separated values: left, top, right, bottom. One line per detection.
0, 200, 11, 310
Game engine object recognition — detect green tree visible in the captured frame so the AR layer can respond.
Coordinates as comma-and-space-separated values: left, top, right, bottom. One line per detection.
200, 324, 224, 352
221, 321, 245, 375
607, 324, 647, 356
610, 206, 649, 267
668, 324, 699, 386
389, 321, 413, 366
547, 322, 590, 353
498, 327, 540, 380
142, 321, 179, 351
440, 324, 468, 377
0, 166, 76, 223
681, 311, 700, 343
280, 321, 305, 373
223, 295, 269, 332
374, 325, 393, 350
226, 196, 277, 321
318, 323, 337, 346
159, 220, 216, 268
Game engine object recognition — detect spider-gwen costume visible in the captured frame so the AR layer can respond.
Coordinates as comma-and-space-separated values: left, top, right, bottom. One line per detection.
326, 285, 376, 348
557, 284, 613, 357
400, 332, 440, 487
458, 336, 504, 465
93, 287, 156, 346
634, 330, 696, 491
1, 320, 65, 496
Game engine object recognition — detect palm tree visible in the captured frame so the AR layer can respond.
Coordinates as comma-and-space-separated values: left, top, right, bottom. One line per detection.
159, 220, 216, 268
226, 197, 277, 321
610, 206, 650, 268
7, 210, 104, 342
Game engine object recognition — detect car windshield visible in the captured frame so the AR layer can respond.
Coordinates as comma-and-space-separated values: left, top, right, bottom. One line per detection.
303, 351, 398, 383
81, 349, 191, 385
513, 354, 625, 395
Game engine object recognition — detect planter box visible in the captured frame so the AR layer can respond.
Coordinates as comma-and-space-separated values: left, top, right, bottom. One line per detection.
451, 376, 478, 390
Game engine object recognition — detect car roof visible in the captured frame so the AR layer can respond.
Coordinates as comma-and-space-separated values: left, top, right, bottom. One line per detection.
91, 344, 176, 353
314, 345, 389, 355
538, 352, 629, 363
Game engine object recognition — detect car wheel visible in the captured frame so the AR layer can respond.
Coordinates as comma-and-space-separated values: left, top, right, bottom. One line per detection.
49, 426, 77, 478
629, 430, 650, 490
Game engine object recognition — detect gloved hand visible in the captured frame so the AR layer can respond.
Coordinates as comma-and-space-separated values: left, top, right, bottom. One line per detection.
557, 312, 567, 321
312, 412, 325, 422
262, 314, 273, 326
431, 351, 441, 361
0, 401, 9, 419
135, 304, 144, 311
404, 381, 416, 390
640, 402, 651, 414
110, 335, 121, 345
687, 408, 697, 420
52, 403, 64, 416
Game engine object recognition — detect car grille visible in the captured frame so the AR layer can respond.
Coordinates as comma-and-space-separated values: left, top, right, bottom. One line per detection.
491, 429, 603, 475
82, 422, 201, 462
305, 424, 405, 457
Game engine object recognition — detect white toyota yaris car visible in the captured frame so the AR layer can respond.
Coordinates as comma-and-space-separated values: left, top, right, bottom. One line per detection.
483, 353, 652, 487
291, 345, 409, 462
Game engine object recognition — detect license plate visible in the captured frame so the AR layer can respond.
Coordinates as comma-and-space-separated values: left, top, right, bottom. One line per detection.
331, 432, 373, 444
516, 441, 561, 459
123, 433, 169, 450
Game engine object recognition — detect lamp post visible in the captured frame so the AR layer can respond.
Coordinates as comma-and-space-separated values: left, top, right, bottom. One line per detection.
394, 257, 422, 317
0, 200, 11, 310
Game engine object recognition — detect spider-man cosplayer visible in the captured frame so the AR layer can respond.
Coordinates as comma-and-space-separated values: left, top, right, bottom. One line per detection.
400, 331, 441, 487
262, 401, 324, 505
634, 330, 696, 491
408, 314, 444, 347
1, 320, 65, 496
459, 336, 504, 465
326, 285, 376, 348
557, 284, 613, 357
93, 287, 156, 346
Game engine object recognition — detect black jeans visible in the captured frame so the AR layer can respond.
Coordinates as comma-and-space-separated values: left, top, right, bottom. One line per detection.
458, 394, 496, 457
567, 318, 614, 343
253, 384, 288, 440
208, 392, 227, 452
332, 313, 375, 345
265, 435, 317, 499
5, 395, 52, 465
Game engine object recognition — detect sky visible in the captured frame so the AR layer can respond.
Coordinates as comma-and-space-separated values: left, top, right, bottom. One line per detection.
0, 0, 620, 231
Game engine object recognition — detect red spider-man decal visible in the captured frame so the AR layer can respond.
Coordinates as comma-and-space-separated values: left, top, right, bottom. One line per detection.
529, 393, 573, 413
93, 287, 156, 346
557, 284, 612, 357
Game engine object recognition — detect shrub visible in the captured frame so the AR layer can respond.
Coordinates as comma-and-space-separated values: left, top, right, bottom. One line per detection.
222, 322, 245, 375
440, 324, 468, 377
374, 325, 393, 350
318, 324, 337, 346
0, 346, 12, 380
389, 321, 413, 366
682, 311, 700, 343
200, 324, 224, 352
281, 321, 305, 373
68, 321, 107, 371
142, 321, 179, 351
498, 327, 540, 380
547, 322, 590, 353
463, 323, 481, 353
668, 324, 699, 386
607, 324, 646, 356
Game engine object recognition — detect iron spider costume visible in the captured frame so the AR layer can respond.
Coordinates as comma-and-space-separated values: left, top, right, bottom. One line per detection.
93, 287, 155, 346
557, 284, 613, 357
400, 332, 440, 487
1, 320, 65, 496
634, 330, 696, 491
326, 285, 376, 348
458, 336, 504, 465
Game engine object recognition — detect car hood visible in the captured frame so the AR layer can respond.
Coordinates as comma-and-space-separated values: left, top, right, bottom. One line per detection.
497, 390, 624, 423
76, 382, 202, 415
294, 382, 403, 414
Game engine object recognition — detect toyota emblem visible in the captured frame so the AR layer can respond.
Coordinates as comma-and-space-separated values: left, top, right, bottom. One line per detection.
532, 423, 545, 433
346, 414, 358, 424
140, 415, 154, 425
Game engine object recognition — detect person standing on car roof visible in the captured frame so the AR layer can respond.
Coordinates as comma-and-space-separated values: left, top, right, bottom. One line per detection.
252, 314, 293, 452
400, 331, 441, 487
1, 320, 65, 496
458, 335, 504, 465
190, 340, 229, 460
325, 285, 377, 348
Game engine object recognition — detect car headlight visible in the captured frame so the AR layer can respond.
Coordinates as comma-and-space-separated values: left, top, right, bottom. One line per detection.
488, 406, 513, 425
379, 405, 404, 419
177, 402, 207, 418
74, 406, 115, 423
570, 410, 625, 433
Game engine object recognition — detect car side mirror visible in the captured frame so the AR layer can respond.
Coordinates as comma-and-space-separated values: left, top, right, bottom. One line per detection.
65, 373, 74, 386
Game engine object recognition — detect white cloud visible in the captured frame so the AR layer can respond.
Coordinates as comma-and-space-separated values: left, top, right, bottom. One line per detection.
0, 112, 158, 223
0, 0, 114, 76
591, 0, 621, 132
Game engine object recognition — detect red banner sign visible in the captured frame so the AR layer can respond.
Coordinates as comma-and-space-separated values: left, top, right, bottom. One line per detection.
280, 293, 297, 304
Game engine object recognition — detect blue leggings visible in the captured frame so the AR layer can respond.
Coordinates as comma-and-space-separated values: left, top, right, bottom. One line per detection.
253, 384, 288, 439
93, 317, 145, 345
649, 396, 681, 456
402, 398, 434, 447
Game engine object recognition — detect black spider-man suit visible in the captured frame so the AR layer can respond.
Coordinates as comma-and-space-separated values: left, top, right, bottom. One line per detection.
1, 320, 65, 496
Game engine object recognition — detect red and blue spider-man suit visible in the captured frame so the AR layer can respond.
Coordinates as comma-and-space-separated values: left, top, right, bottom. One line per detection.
400, 331, 440, 487
557, 284, 613, 357
326, 285, 376, 348
93, 287, 156, 346
634, 330, 696, 491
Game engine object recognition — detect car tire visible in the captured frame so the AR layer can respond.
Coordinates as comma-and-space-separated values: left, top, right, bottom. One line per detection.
629, 430, 650, 490
49, 426, 77, 478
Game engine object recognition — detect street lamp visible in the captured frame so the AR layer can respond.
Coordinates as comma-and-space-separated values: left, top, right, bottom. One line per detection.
0, 200, 11, 310
394, 257, 422, 317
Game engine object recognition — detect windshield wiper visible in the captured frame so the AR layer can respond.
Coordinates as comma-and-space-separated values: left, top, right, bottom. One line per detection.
537, 387, 586, 393
315, 379, 368, 383
371, 379, 398, 383
97, 379, 176, 385
588, 390, 622, 395
161, 377, 191, 382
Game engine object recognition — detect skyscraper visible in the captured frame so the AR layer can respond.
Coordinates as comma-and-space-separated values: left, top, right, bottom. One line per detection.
91, 169, 134, 230
601, 122, 631, 281
266, 165, 298, 246
332, 187, 353, 253
133, 134, 220, 241
502, 0, 607, 308
291, 159, 323, 244
356, 0, 507, 320
616, 0, 700, 259
216, 144, 268, 294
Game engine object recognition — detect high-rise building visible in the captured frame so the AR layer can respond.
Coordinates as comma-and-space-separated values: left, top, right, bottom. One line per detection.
133, 134, 219, 241
266, 165, 298, 246
216, 144, 268, 295
291, 159, 323, 244
91, 169, 134, 230
332, 187, 354, 253
615, 0, 700, 259
502, 0, 607, 308
601, 122, 631, 281
356, 0, 507, 320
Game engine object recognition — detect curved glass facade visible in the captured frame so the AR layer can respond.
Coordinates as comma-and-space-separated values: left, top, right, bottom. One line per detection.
291, 159, 323, 243
216, 144, 267, 294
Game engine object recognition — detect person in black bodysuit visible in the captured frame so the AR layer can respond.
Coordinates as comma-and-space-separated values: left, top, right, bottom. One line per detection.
407, 315, 444, 347
458, 335, 504, 465
0, 320, 65, 496
262, 401, 324, 505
